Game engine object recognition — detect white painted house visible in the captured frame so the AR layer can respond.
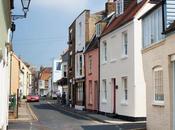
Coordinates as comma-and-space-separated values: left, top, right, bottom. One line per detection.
0, 0, 13, 129
99, 0, 154, 120
51, 58, 62, 98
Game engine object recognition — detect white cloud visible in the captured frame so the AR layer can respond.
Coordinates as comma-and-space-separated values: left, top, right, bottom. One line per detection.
33, 0, 88, 13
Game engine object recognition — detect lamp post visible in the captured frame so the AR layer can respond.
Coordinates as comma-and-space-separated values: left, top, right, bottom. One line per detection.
12, 0, 31, 20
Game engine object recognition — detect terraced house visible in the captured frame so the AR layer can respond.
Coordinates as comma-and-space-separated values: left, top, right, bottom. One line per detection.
0, 0, 13, 129
74, 10, 101, 110
99, 0, 154, 120
140, 0, 175, 129
84, 0, 116, 112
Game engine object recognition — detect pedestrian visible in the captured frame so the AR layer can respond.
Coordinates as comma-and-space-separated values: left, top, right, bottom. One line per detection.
56, 91, 61, 104
62, 92, 66, 105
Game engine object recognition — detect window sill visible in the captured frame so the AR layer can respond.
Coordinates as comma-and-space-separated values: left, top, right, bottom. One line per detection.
121, 55, 128, 60
101, 61, 107, 65
152, 101, 165, 107
142, 39, 165, 54
110, 58, 117, 63
88, 103, 93, 106
120, 101, 128, 106
88, 73, 92, 76
101, 100, 107, 104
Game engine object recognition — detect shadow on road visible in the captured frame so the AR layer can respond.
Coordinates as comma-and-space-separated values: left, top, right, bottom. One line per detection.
31, 103, 90, 121
81, 123, 146, 130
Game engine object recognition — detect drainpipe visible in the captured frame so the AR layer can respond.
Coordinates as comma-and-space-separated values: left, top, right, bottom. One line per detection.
162, 0, 166, 33
9, 52, 12, 96
98, 37, 100, 113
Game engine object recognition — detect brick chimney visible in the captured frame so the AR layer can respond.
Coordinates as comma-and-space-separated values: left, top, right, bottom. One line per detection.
105, 0, 116, 16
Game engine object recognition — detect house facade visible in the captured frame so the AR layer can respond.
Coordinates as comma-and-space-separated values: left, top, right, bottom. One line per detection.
140, 0, 175, 130
84, 0, 116, 112
38, 67, 52, 97
19, 60, 32, 97
68, 21, 76, 107
74, 10, 101, 110
51, 59, 62, 98
10, 53, 20, 96
61, 50, 69, 103
99, 0, 153, 120
0, 0, 13, 129
85, 38, 100, 111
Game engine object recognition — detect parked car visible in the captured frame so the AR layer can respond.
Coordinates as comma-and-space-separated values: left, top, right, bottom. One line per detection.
27, 94, 40, 102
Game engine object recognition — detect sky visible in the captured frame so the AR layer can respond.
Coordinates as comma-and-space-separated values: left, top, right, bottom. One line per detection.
13, 0, 106, 69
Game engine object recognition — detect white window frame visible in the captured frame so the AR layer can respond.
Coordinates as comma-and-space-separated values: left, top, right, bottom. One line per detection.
102, 41, 107, 63
96, 23, 102, 37
122, 31, 128, 57
102, 79, 107, 102
153, 66, 164, 105
122, 77, 128, 102
137, 0, 142, 3
79, 22, 82, 39
116, 0, 123, 16
142, 6, 164, 48
77, 83, 83, 102
88, 55, 92, 74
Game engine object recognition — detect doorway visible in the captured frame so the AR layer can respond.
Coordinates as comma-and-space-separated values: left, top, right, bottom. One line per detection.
94, 81, 99, 111
112, 78, 116, 114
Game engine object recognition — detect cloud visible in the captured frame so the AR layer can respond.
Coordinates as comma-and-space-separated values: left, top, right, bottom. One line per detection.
33, 0, 88, 13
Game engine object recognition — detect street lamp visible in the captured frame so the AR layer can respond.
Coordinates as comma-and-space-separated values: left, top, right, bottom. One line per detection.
21, 0, 31, 16
12, 0, 31, 20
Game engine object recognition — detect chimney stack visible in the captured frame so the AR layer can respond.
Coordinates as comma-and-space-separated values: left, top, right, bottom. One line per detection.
105, 0, 116, 16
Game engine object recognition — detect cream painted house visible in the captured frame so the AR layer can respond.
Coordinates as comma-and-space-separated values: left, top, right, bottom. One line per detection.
19, 59, 32, 97
10, 52, 20, 96
0, 0, 13, 129
140, 0, 175, 130
99, 0, 154, 120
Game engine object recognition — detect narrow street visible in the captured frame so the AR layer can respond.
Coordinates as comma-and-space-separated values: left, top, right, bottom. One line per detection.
8, 101, 114, 130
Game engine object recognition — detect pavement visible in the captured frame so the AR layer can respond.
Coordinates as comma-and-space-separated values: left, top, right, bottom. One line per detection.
47, 100, 146, 130
9, 99, 38, 122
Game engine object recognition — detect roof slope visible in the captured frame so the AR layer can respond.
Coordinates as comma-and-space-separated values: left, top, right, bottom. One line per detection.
102, 0, 147, 36
85, 35, 99, 53
40, 67, 52, 80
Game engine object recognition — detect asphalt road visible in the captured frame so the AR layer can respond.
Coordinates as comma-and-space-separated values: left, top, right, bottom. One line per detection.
8, 101, 112, 130
9, 101, 145, 130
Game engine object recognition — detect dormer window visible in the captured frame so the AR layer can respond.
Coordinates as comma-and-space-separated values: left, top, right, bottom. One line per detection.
96, 23, 102, 37
116, 0, 123, 15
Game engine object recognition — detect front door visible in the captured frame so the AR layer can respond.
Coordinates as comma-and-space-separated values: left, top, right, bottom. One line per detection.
112, 78, 116, 114
94, 81, 99, 111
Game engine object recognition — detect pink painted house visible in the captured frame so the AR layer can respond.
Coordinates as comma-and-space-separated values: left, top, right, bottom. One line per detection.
85, 36, 100, 111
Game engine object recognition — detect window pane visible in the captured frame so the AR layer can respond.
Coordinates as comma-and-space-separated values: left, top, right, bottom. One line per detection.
154, 68, 164, 101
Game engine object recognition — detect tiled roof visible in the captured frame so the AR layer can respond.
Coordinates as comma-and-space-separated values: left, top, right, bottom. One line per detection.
101, 0, 147, 36
40, 67, 52, 80
85, 35, 99, 53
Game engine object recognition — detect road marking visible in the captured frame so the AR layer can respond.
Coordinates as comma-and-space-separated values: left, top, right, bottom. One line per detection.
30, 122, 33, 130
27, 103, 38, 121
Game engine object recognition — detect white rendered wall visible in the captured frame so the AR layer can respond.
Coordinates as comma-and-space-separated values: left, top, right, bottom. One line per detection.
75, 11, 86, 79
